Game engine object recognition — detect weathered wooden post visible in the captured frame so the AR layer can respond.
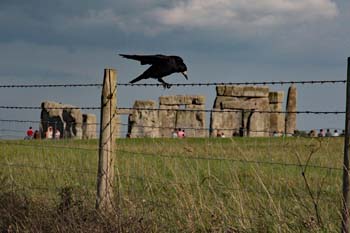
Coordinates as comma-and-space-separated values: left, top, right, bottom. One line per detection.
342, 57, 350, 233
96, 68, 117, 212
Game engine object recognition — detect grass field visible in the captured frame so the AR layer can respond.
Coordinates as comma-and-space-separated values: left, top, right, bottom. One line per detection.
0, 137, 345, 232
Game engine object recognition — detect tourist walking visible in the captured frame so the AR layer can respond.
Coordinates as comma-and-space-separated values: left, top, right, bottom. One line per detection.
25, 126, 34, 139
46, 126, 53, 139
55, 129, 61, 139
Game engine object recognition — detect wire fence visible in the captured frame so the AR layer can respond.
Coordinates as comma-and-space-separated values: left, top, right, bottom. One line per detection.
0, 77, 347, 231
0, 79, 346, 88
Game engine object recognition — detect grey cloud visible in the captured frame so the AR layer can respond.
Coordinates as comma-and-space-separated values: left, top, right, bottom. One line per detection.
151, 0, 339, 32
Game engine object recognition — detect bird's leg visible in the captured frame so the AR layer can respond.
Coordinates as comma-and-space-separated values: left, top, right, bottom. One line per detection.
158, 78, 172, 89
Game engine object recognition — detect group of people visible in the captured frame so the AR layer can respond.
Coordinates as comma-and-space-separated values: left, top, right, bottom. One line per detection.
172, 128, 186, 138
309, 129, 342, 137
24, 126, 61, 140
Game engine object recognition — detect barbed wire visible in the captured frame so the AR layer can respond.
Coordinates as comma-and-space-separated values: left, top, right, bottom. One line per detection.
0, 140, 341, 171
0, 118, 100, 125
0, 79, 346, 89
0, 105, 100, 110
0, 105, 345, 114
116, 122, 344, 134
117, 149, 342, 171
118, 107, 345, 115
0, 161, 340, 203
0, 83, 102, 88
117, 79, 347, 87
0, 141, 98, 152
0, 118, 344, 134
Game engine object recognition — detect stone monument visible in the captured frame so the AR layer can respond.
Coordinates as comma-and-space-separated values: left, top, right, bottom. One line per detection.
41, 101, 97, 139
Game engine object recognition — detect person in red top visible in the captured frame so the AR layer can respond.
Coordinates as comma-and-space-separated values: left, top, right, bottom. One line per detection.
25, 126, 33, 139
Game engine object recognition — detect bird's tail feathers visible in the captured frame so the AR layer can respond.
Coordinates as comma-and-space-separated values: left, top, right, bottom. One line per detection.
129, 73, 148, 84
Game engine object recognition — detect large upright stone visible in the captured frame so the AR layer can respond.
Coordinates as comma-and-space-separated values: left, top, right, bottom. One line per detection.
210, 110, 241, 137
41, 101, 82, 139
41, 101, 93, 139
285, 85, 297, 135
158, 104, 179, 137
82, 114, 97, 139
175, 104, 206, 137
158, 95, 206, 138
62, 106, 83, 139
41, 101, 65, 138
211, 85, 271, 137
128, 100, 159, 138
269, 92, 285, 135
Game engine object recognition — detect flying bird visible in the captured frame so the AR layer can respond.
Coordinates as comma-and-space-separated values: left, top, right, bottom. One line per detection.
119, 54, 188, 88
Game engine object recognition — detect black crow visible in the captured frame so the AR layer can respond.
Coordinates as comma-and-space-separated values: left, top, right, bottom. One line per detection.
119, 54, 188, 88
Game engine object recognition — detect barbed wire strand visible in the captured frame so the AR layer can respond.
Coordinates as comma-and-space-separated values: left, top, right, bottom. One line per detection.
0, 162, 340, 203
0, 105, 345, 114
0, 83, 102, 88
117, 79, 347, 87
118, 107, 345, 115
0, 140, 341, 171
117, 149, 342, 171
1, 118, 344, 133
0, 79, 346, 88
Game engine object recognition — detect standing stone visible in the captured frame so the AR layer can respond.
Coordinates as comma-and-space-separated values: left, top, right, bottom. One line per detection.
158, 104, 179, 137
210, 86, 270, 137
210, 110, 241, 137
269, 91, 285, 136
158, 95, 206, 138
128, 100, 159, 138
62, 106, 83, 139
82, 114, 97, 139
175, 103, 206, 137
40, 101, 65, 138
41, 101, 93, 139
285, 85, 297, 136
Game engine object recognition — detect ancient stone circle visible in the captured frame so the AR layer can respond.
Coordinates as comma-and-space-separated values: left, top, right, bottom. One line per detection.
41, 85, 296, 138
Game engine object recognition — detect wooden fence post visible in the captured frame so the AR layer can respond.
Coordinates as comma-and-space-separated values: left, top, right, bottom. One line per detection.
342, 57, 350, 233
96, 68, 117, 212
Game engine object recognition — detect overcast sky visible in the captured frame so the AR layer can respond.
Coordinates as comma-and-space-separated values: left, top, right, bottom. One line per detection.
0, 0, 349, 138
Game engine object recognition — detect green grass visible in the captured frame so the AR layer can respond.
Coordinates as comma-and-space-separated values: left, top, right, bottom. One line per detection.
0, 137, 345, 232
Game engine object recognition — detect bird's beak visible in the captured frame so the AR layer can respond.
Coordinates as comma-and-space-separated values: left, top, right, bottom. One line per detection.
181, 71, 188, 80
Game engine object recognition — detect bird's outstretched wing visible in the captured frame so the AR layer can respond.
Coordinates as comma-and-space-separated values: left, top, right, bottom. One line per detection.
119, 54, 168, 65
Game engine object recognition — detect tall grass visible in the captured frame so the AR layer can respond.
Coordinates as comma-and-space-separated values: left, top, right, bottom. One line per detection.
0, 137, 344, 232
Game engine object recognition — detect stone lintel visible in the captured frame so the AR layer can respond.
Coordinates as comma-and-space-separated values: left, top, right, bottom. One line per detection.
216, 85, 269, 97
159, 95, 205, 105
133, 100, 156, 109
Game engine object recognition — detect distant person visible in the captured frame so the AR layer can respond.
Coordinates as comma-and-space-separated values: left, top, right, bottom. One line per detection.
172, 129, 178, 138
333, 129, 339, 137
325, 129, 332, 137
24, 126, 33, 139
33, 130, 41, 139
273, 131, 279, 137
55, 129, 61, 139
221, 132, 225, 138
182, 129, 186, 138
46, 126, 53, 139
308, 130, 317, 137
341, 130, 346, 136
177, 128, 184, 138
318, 129, 325, 137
